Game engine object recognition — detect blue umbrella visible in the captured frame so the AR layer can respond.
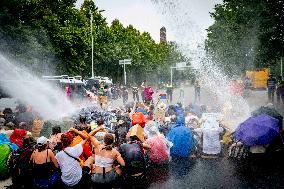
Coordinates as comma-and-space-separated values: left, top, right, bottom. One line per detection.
234, 114, 280, 146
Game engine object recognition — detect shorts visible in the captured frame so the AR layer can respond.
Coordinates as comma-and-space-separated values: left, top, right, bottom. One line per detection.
33, 171, 60, 188
91, 170, 118, 184
99, 96, 108, 105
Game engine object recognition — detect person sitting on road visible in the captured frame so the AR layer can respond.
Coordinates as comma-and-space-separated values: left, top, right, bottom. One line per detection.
55, 128, 89, 188
84, 126, 125, 188
119, 125, 150, 187
144, 122, 171, 164
30, 136, 59, 188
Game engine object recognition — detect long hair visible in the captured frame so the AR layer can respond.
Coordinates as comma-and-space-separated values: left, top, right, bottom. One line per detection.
37, 144, 47, 152
103, 133, 114, 150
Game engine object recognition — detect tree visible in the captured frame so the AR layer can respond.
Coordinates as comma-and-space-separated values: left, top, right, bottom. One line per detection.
206, 0, 284, 76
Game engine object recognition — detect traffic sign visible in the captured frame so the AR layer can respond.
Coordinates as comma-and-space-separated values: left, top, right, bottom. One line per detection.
176, 62, 187, 71
119, 59, 132, 65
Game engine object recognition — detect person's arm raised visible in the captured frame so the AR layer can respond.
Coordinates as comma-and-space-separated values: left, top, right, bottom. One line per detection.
129, 102, 137, 116
89, 126, 107, 136
89, 126, 106, 149
69, 127, 89, 140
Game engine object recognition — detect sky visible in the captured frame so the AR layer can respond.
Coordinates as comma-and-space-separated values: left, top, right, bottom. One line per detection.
76, 0, 223, 42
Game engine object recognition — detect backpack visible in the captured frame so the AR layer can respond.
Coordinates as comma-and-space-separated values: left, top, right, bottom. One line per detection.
132, 112, 146, 128
0, 144, 11, 179
9, 147, 34, 186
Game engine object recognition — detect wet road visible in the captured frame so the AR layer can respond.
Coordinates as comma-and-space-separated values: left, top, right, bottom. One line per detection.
147, 156, 284, 189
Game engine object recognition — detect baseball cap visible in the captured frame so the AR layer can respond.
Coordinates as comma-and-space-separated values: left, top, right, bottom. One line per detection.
37, 136, 49, 146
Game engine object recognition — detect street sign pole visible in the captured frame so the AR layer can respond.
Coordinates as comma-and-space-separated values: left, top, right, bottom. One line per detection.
119, 59, 132, 85
124, 60, 127, 85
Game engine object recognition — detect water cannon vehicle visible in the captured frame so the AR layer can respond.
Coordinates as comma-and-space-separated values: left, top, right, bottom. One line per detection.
85, 76, 113, 90
42, 75, 87, 98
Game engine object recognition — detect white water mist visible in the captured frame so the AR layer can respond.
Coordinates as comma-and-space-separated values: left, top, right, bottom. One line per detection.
0, 53, 76, 120
151, 0, 250, 129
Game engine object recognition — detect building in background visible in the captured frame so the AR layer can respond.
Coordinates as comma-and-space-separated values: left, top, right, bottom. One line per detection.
160, 26, 167, 43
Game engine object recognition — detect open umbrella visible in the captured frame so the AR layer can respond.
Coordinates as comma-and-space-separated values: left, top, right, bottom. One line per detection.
234, 114, 280, 146
251, 106, 283, 129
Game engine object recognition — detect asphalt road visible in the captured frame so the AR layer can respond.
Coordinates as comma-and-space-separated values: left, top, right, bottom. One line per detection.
147, 156, 284, 189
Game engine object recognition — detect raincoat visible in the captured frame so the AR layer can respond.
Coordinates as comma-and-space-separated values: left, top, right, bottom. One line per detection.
167, 106, 194, 158
10, 129, 27, 149
195, 116, 223, 155
0, 133, 18, 152
146, 135, 170, 164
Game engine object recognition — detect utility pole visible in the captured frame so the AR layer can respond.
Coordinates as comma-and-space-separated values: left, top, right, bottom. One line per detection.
119, 59, 132, 85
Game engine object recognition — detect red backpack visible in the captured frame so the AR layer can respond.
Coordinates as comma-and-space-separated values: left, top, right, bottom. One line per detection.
131, 112, 146, 128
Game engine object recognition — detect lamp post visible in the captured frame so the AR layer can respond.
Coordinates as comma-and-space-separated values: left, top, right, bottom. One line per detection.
90, 13, 94, 78
90, 9, 105, 79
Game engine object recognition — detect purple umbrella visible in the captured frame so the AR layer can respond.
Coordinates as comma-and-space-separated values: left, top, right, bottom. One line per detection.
234, 114, 280, 146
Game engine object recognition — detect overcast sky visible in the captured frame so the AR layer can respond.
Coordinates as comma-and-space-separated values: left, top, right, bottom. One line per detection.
76, 0, 222, 42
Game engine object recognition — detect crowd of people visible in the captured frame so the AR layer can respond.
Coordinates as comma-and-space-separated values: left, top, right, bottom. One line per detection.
0, 79, 283, 189
267, 75, 284, 104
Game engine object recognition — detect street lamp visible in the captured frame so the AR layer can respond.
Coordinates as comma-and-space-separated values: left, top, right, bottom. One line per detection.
90, 9, 105, 79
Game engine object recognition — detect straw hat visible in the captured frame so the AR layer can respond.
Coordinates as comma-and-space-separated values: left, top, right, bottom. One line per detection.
127, 124, 145, 142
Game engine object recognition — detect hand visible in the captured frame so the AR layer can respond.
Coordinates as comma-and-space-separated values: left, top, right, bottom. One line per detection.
96, 126, 106, 132
69, 127, 77, 133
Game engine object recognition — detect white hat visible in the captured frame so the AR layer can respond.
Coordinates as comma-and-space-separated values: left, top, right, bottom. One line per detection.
37, 136, 49, 146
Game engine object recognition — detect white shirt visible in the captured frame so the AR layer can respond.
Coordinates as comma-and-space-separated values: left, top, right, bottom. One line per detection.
56, 143, 83, 186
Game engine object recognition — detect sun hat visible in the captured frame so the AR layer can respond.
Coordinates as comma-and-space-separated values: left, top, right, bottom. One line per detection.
127, 124, 145, 142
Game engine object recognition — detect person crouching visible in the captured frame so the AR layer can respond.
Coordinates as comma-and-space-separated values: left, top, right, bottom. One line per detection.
84, 126, 125, 188
30, 136, 60, 189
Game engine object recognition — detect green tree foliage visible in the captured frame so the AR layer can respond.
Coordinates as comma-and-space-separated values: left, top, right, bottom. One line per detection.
0, 0, 185, 84
206, 0, 284, 76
